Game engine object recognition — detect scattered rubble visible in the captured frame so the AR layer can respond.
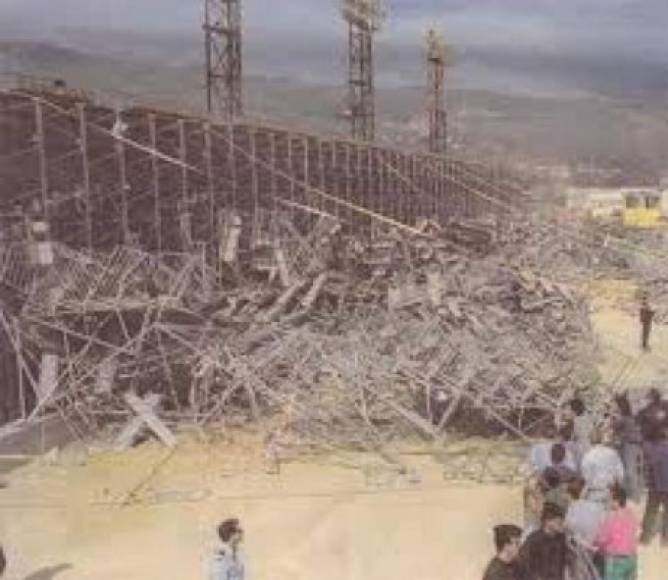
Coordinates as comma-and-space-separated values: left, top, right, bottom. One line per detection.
0, 210, 606, 458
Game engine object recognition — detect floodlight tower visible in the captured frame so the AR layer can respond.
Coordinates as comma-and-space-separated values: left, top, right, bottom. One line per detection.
426, 28, 449, 155
204, 0, 243, 118
342, 0, 385, 141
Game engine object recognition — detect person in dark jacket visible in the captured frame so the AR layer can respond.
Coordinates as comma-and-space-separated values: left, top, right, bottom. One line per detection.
482, 524, 524, 580
638, 388, 668, 442
0, 545, 5, 576
519, 502, 569, 580
640, 296, 655, 351
639, 429, 668, 547
612, 392, 644, 501
548, 443, 578, 484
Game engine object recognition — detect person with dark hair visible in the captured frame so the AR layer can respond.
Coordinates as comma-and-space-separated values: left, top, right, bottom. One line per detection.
638, 388, 668, 443
0, 545, 5, 576
639, 296, 655, 351
595, 486, 638, 580
549, 443, 578, 484
639, 428, 668, 547
581, 429, 625, 505
568, 398, 594, 468
210, 518, 245, 580
612, 393, 644, 502
565, 478, 606, 550
519, 502, 569, 580
482, 524, 523, 580
529, 439, 577, 476
541, 467, 569, 512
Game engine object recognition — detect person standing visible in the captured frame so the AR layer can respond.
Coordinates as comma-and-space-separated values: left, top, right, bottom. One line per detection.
639, 296, 655, 351
595, 486, 639, 580
565, 477, 606, 578
519, 502, 569, 580
581, 429, 625, 505
639, 429, 668, 547
565, 478, 606, 550
563, 398, 594, 469
529, 440, 577, 476
612, 393, 644, 502
638, 388, 668, 443
210, 518, 246, 580
482, 524, 524, 580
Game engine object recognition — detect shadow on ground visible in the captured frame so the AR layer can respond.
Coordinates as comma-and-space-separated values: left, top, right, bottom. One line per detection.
24, 563, 72, 580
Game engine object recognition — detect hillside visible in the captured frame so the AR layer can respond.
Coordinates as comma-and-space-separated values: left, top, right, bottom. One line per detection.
3, 40, 668, 178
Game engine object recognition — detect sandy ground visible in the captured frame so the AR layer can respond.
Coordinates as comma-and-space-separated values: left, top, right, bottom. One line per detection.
1, 280, 667, 579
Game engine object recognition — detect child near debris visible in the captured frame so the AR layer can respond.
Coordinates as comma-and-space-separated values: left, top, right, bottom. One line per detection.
595, 486, 638, 580
210, 519, 246, 580
482, 524, 524, 580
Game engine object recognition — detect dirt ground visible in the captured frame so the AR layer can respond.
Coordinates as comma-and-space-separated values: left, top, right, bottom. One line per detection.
1, 281, 667, 579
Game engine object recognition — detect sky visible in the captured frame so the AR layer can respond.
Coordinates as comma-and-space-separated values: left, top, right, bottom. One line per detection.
2, 0, 668, 98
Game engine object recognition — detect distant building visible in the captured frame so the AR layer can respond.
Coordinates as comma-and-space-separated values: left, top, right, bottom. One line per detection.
566, 186, 668, 225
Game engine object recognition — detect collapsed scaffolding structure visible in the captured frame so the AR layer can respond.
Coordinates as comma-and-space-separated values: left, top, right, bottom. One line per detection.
0, 81, 611, 466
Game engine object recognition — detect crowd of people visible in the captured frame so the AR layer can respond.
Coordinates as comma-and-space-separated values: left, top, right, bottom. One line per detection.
484, 390, 668, 580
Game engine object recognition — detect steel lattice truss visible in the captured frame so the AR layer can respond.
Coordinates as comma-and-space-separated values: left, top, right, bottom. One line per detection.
204, 0, 243, 119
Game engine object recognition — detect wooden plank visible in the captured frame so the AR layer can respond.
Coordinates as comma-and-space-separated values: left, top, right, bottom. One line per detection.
121, 393, 176, 449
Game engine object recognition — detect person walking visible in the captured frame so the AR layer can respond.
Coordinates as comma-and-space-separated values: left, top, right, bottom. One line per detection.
639, 296, 655, 351
639, 428, 668, 547
519, 502, 569, 580
595, 486, 639, 580
612, 393, 644, 502
482, 524, 524, 580
565, 478, 606, 551
210, 518, 246, 580
581, 429, 625, 505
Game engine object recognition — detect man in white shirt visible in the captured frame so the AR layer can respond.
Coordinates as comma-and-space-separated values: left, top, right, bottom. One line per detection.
565, 478, 606, 548
581, 429, 624, 504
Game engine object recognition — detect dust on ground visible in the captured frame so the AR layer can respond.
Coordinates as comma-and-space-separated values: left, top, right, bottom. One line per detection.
1, 280, 667, 580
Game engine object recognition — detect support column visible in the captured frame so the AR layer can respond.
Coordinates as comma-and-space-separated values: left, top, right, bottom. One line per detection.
178, 119, 192, 248
115, 113, 130, 243
77, 103, 93, 250
203, 122, 215, 240
33, 99, 49, 221
303, 136, 310, 212
318, 139, 326, 212
148, 114, 162, 253
345, 144, 352, 227
269, 131, 278, 213
228, 123, 237, 210
331, 143, 338, 219
378, 149, 386, 222
287, 136, 295, 222
15, 319, 25, 420
250, 129, 259, 232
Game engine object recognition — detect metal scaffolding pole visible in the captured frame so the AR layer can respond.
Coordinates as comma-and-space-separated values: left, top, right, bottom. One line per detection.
204, 0, 243, 119
426, 29, 449, 155
342, 0, 385, 142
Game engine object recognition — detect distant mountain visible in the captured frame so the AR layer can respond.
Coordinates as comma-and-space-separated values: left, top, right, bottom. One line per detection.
2, 39, 668, 180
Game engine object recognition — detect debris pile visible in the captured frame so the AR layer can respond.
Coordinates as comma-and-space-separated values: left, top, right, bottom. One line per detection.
1, 212, 601, 453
